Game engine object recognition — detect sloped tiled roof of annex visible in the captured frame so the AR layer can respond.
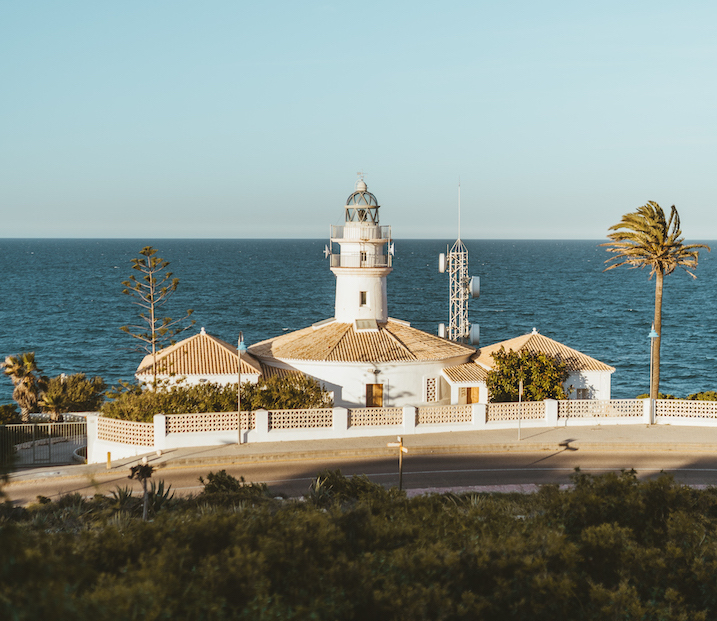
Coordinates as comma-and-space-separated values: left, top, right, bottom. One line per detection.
136, 330, 263, 377
442, 362, 490, 383
248, 318, 475, 363
472, 330, 615, 373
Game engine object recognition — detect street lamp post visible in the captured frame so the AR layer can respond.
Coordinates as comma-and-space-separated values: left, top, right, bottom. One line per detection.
648, 324, 659, 400
238, 332, 246, 445
517, 377, 524, 441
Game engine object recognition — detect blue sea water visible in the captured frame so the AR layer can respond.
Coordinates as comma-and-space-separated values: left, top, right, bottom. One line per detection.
0, 239, 714, 403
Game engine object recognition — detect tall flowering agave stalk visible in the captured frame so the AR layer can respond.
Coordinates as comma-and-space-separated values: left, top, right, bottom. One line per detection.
603, 202, 709, 399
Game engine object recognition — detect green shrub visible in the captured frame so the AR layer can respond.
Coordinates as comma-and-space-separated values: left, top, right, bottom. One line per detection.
687, 391, 717, 401
102, 376, 333, 421
0, 404, 20, 424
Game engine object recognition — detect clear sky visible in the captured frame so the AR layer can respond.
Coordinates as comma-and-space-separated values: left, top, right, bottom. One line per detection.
1, 1, 715, 239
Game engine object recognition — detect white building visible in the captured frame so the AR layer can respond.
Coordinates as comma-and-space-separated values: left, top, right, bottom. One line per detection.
442, 328, 615, 402
135, 328, 262, 386
134, 180, 615, 407
248, 178, 476, 407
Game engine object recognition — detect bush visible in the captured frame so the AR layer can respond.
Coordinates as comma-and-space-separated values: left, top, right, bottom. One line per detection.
198, 470, 271, 504
102, 376, 333, 421
0, 404, 20, 425
486, 347, 569, 402
687, 391, 717, 401
41, 373, 106, 414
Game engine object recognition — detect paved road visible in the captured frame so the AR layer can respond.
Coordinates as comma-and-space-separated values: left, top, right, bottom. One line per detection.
7, 448, 717, 504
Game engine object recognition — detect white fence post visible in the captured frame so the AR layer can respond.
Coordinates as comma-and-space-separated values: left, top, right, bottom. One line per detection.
545, 399, 558, 426
472, 403, 487, 429
86, 413, 99, 464
333, 407, 348, 433
643, 398, 654, 424
153, 414, 166, 451
403, 406, 416, 433
255, 409, 269, 441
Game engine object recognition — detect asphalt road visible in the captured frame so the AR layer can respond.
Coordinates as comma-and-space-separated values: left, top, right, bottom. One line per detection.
6, 448, 717, 505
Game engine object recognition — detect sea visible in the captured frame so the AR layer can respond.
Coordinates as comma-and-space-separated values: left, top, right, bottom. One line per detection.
0, 239, 715, 403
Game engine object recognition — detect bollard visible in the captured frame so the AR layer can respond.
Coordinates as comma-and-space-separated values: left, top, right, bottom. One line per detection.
106, 451, 111, 470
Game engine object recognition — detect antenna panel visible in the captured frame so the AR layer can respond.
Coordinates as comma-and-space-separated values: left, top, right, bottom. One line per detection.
470, 276, 480, 298
438, 323, 446, 338
438, 253, 446, 273
469, 324, 480, 346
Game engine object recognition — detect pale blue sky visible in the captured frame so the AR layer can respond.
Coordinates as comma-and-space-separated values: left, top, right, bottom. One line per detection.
1, 1, 715, 239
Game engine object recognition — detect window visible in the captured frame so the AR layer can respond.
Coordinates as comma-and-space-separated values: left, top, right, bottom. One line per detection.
576, 388, 589, 400
359, 291, 368, 306
426, 377, 438, 402
366, 383, 383, 407
360, 251, 367, 264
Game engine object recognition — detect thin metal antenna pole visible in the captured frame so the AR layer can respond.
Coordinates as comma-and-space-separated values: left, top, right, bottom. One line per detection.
458, 177, 461, 240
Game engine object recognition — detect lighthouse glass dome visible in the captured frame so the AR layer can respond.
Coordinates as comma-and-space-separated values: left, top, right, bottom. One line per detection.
345, 180, 380, 223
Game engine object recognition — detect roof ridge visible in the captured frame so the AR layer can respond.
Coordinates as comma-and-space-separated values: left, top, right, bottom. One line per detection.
382, 323, 418, 361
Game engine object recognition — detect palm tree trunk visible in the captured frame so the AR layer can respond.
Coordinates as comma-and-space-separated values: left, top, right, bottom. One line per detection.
651, 270, 664, 399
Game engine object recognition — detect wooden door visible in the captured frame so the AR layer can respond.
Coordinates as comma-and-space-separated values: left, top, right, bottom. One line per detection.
467, 386, 480, 404
366, 383, 383, 407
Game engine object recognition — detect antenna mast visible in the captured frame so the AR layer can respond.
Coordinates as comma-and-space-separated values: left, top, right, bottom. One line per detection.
438, 180, 480, 345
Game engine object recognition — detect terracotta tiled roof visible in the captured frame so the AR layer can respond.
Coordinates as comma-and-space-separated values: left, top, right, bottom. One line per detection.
473, 331, 615, 373
248, 318, 474, 363
136, 330, 263, 377
260, 364, 303, 379
442, 362, 489, 383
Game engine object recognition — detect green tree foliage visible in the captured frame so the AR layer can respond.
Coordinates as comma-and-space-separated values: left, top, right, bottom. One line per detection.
102, 375, 333, 421
242, 374, 333, 411
486, 346, 569, 402
603, 202, 709, 398
0, 352, 47, 421
687, 391, 717, 401
120, 246, 195, 386
40, 373, 106, 419
5, 471, 717, 619
0, 404, 20, 425
636, 392, 677, 399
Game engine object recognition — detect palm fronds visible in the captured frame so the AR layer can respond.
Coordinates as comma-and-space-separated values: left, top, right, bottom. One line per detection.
602, 201, 709, 278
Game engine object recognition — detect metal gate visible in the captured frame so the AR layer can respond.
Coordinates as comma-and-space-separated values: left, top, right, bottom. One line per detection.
0, 422, 87, 467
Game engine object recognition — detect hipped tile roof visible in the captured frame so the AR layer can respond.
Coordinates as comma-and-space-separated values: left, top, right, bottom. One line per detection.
473, 331, 615, 373
442, 330, 614, 385
136, 331, 263, 377
248, 318, 474, 363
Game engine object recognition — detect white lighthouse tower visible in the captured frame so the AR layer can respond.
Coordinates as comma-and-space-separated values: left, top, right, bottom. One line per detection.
327, 176, 393, 324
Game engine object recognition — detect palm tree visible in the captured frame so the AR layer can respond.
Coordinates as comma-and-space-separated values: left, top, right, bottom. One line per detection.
603, 202, 710, 399
1, 352, 47, 421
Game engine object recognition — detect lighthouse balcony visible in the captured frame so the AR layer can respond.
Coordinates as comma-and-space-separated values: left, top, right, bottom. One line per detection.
331, 224, 391, 242
329, 253, 392, 268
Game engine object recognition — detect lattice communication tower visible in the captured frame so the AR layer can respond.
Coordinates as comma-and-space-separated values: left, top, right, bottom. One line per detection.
439, 184, 479, 345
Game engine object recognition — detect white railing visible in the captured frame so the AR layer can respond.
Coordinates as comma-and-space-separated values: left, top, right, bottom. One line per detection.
268, 409, 333, 430
416, 404, 472, 425
558, 399, 643, 418
331, 224, 391, 241
87, 399, 717, 464
349, 407, 403, 427
656, 399, 717, 419
97, 417, 154, 446
329, 253, 392, 268
487, 402, 545, 422
166, 412, 239, 434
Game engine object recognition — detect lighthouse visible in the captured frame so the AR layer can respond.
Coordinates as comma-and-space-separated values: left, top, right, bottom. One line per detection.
328, 177, 393, 323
